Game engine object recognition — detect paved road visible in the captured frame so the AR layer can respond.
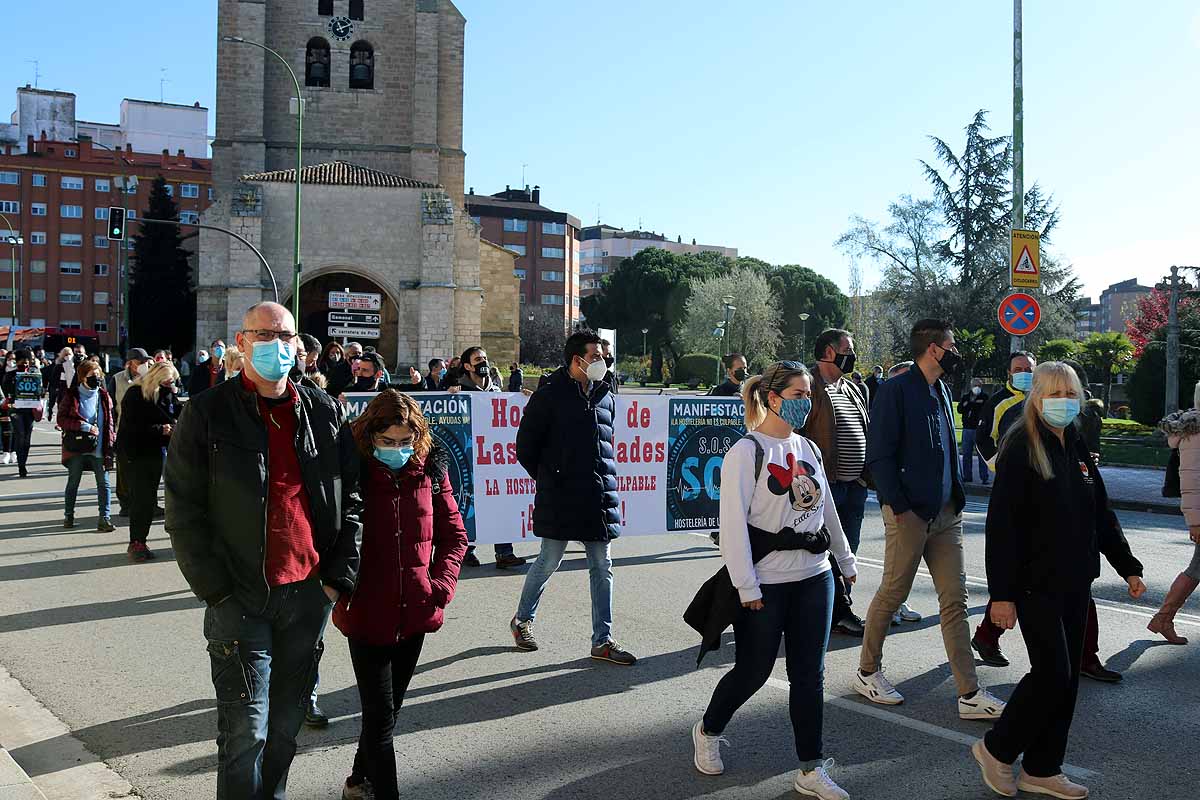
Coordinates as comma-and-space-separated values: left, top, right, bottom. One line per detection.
0, 423, 1197, 799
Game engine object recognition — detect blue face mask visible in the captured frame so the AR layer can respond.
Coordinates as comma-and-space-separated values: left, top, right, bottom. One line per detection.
776, 397, 812, 430
249, 339, 295, 382
212, 346, 226, 360
375, 445, 414, 470
1012, 371, 1034, 392
1041, 398, 1081, 428
439, 369, 447, 379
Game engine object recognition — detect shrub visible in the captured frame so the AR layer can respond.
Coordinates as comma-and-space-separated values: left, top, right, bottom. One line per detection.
675, 353, 721, 385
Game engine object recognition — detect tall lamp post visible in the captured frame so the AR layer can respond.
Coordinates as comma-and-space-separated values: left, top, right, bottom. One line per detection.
641, 327, 648, 357
0, 211, 22, 334
71, 137, 129, 350
798, 312, 810, 359
720, 295, 736, 385
222, 35, 304, 321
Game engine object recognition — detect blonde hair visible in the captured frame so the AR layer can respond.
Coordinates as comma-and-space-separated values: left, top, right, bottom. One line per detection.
999, 361, 1084, 480
1193, 380, 1200, 411
138, 361, 179, 402
742, 361, 811, 430
223, 346, 244, 375
308, 371, 328, 389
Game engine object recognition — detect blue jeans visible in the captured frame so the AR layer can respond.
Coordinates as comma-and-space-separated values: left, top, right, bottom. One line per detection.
203, 579, 333, 800
65, 453, 110, 519
516, 538, 613, 647
703, 571, 834, 769
961, 428, 989, 482
830, 480, 867, 621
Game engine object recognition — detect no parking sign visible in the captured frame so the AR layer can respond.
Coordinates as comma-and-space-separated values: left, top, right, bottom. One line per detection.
998, 293, 1041, 337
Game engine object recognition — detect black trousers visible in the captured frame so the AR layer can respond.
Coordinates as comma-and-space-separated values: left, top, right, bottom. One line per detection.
985, 588, 1089, 777
125, 452, 163, 543
0, 416, 11, 452
10, 411, 34, 472
348, 635, 426, 800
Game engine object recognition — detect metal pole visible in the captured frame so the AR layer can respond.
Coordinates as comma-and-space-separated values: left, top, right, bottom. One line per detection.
1165, 265, 1181, 416
73, 137, 129, 352
135, 218, 279, 302
221, 36, 303, 320
0, 212, 16, 328
1010, 0, 1024, 355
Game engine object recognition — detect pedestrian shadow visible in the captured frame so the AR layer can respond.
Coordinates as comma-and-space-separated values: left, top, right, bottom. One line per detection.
0, 589, 198, 634
1101, 638, 1173, 674
0, 547, 176, 582
454, 545, 719, 581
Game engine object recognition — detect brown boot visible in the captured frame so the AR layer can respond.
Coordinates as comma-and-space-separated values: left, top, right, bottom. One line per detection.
1147, 574, 1199, 645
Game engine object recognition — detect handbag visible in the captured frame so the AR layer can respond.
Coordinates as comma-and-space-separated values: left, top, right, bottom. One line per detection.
64, 428, 98, 454
1163, 449, 1181, 498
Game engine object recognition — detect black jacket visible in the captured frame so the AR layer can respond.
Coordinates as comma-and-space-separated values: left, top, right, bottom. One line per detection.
188, 363, 224, 396
320, 359, 354, 397
866, 365, 965, 521
707, 379, 741, 397
985, 422, 1142, 602
163, 378, 363, 610
508, 370, 523, 393
516, 366, 620, 542
958, 389, 989, 430
976, 382, 1026, 463
116, 386, 181, 458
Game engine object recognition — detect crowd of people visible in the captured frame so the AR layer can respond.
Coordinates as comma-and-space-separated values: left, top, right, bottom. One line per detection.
3, 305, 1196, 800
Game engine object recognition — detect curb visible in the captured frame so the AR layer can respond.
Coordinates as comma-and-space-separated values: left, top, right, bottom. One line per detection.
0, 748, 47, 800
963, 484, 1182, 516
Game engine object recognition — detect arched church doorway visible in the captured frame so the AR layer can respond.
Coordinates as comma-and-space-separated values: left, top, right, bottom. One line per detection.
295, 271, 400, 368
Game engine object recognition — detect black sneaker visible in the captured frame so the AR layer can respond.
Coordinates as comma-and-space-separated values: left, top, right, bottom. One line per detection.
510, 616, 538, 651
971, 636, 1010, 667
591, 639, 637, 666
63, 515, 75, 529
495, 553, 527, 569
1080, 661, 1122, 683
463, 551, 481, 568
832, 613, 865, 637
305, 702, 330, 728
97, 517, 115, 533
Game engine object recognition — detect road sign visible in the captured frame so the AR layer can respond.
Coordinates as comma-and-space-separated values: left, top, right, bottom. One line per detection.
1010, 229, 1040, 289
328, 291, 382, 311
328, 325, 381, 340
328, 311, 382, 326
998, 293, 1041, 337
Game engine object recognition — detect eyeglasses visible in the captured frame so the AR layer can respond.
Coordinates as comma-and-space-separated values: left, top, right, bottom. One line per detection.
242, 329, 297, 343
373, 434, 414, 448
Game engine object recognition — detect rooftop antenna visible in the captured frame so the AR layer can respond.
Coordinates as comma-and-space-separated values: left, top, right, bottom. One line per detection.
596, 203, 600, 225
160, 68, 170, 103
521, 163, 528, 187
25, 60, 40, 89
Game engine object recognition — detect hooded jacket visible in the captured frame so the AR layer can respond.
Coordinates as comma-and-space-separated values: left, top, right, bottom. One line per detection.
1162, 409, 1200, 527
976, 381, 1026, 466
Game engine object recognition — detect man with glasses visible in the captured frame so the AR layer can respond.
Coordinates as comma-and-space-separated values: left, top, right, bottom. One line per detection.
165, 302, 362, 798
853, 319, 1007, 722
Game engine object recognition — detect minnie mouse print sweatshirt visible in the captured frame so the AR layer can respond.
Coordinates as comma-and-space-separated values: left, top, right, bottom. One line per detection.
719, 430, 857, 603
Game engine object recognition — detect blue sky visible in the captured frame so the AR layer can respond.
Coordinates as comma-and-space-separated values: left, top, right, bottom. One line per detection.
6, 1, 1198, 302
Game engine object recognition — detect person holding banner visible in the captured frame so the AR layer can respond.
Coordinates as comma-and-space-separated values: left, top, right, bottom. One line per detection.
510, 331, 635, 665
333, 389, 468, 800
692, 360, 855, 800
1, 349, 42, 478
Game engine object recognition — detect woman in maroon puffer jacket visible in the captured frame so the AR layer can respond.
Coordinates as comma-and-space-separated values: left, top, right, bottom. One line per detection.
333, 389, 467, 800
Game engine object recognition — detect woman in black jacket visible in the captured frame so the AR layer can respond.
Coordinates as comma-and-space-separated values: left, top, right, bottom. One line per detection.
971, 362, 1146, 800
116, 360, 181, 562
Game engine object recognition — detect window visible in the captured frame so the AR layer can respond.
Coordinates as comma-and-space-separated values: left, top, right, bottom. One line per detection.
94, 235, 109, 249
95, 179, 110, 193
127, 210, 136, 219
61, 176, 84, 190
208, 187, 215, 201
350, 0, 364, 20
514, 269, 527, 280
504, 244, 527, 256
470, 215, 481, 225
95, 207, 109, 220
61, 205, 83, 218
94, 321, 108, 333
64, 148, 77, 158
0, 172, 19, 185
542, 222, 566, 235
31, 203, 47, 216
32, 173, 46, 187
127, 239, 135, 251
503, 218, 528, 233
94, 263, 109, 276
163, 184, 174, 197
305, 37, 331, 88
318, 0, 333, 14
30, 260, 46, 273
60, 233, 83, 247
0, 288, 12, 301
541, 271, 565, 282
349, 41, 375, 90
541, 247, 565, 259
541, 295, 565, 306
0, 201, 18, 214
94, 291, 109, 305
29, 289, 46, 302
60, 321, 82, 330
60, 262, 82, 275
180, 211, 200, 225
30, 233, 47, 245
181, 183, 199, 198
573, 297, 581, 307
59, 290, 83, 304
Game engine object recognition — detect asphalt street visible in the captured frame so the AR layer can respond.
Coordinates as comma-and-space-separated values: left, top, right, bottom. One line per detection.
0, 423, 1197, 800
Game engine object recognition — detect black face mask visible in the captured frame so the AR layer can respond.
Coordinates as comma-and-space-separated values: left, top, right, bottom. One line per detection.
353, 376, 377, 391
733, 367, 748, 382
827, 351, 857, 375
474, 361, 490, 377
85, 376, 100, 389
935, 345, 963, 376
603, 354, 615, 369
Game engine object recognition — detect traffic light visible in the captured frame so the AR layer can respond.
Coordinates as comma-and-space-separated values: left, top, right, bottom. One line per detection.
108, 207, 126, 241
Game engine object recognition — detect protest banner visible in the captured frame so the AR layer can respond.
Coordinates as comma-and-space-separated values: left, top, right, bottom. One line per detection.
14, 371, 44, 410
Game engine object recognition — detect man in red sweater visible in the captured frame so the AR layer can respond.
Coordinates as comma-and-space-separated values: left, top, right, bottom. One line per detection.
166, 302, 362, 799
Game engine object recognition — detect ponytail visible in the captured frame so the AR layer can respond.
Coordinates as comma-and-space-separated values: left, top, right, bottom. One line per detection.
742, 375, 768, 430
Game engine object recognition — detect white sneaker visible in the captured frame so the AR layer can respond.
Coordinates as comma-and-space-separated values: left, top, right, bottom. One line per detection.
897, 602, 922, 622
851, 669, 904, 705
692, 720, 728, 776
959, 687, 1007, 720
1, 452, 10, 465
793, 759, 849, 800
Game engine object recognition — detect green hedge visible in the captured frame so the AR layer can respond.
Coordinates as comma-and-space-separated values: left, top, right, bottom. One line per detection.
675, 353, 721, 385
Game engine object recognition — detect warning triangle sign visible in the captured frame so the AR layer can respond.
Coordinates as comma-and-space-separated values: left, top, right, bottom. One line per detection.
1014, 247, 1037, 274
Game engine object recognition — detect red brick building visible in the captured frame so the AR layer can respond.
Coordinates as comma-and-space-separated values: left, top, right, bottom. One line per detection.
0, 135, 212, 348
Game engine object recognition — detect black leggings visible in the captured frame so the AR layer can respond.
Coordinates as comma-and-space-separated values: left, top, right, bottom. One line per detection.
348, 635, 426, 800
9, 411, 33, 471
125, 452, 163, 543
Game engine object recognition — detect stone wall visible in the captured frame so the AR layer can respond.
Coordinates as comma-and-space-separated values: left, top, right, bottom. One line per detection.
479, 239, 520, 368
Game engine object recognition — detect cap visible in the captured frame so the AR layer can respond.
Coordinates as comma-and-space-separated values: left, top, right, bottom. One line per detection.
127, 348, 151, 361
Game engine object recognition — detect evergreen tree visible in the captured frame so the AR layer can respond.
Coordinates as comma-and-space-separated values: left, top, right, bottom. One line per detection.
128, 176, 195, 354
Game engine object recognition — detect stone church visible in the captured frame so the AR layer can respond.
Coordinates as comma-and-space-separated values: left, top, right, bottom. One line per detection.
199, 0, 519, 368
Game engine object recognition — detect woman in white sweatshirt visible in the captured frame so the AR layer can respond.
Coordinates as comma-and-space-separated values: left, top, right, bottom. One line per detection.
692, 361, 857, 800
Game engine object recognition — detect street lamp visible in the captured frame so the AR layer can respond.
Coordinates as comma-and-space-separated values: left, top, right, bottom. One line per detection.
0, 211, 22, 332
222, 35, 304, 322
641, 327, 649, 357
798, 312, 810, 359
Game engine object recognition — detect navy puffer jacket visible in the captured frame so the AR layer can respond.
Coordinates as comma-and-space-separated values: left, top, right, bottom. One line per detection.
516, 366, 620, 542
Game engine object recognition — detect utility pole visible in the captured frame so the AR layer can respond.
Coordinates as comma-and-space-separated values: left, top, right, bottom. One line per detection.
1010, 0, 1024, 355
1165, 266, 1181, 416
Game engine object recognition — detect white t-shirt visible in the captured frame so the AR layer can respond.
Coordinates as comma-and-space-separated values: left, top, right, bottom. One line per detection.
719, 430, 857, 603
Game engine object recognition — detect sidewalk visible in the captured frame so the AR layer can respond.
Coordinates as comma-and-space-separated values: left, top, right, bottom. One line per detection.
964, 464, 1181, 515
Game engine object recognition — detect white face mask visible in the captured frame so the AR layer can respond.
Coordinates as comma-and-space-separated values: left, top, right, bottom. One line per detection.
583, 357, 609, 382
971, 386, 981, 395
137, 362, 151, 377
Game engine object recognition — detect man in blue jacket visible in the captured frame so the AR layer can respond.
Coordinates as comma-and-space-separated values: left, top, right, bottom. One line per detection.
852, 319, 1007, 722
